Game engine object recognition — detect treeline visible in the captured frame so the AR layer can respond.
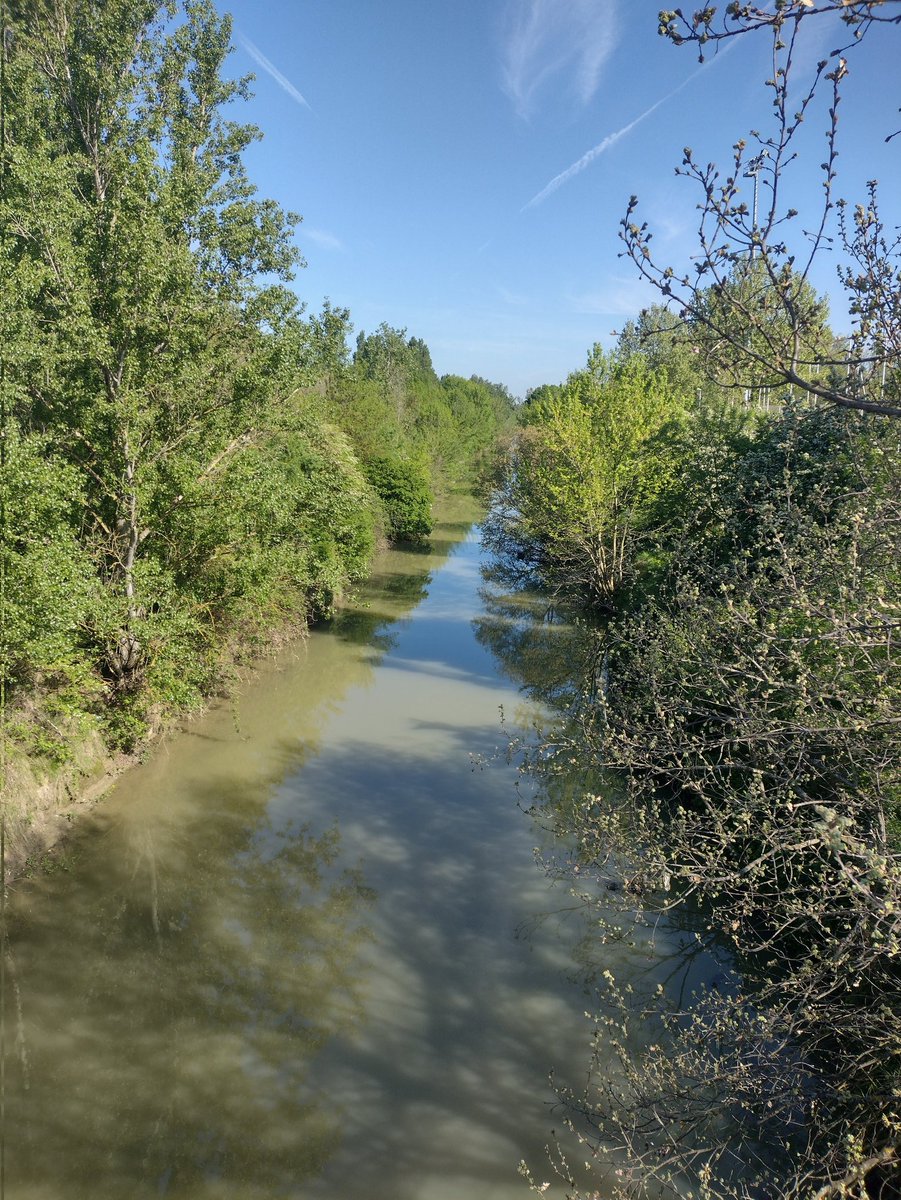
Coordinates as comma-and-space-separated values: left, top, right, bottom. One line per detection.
492, 301, 901, 1197
0, 0, 514, 763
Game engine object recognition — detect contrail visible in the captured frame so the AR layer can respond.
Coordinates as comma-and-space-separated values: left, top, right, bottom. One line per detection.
523, 34, 744, 211
236, 31, 311, 111
523, 95, 669, 210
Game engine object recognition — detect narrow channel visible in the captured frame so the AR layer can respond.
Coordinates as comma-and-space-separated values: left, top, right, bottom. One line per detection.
5, 500, 619, 1199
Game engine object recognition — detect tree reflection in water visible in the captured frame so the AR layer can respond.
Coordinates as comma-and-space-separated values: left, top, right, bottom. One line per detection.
7, 790, 375, 1199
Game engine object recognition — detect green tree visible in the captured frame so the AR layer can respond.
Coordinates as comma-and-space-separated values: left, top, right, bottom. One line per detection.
354, 323, 423, 396
437, 374, 516, 481
492, 10, 901, 1196
305, 298, 353, 393
362, 455, 432, 543
0, 430, 94, 689
691, 258, 834, 407
11, 0, 300, 687
616, 301, 718, 403
491, 347, 684, 606
540, 408, 901, 1200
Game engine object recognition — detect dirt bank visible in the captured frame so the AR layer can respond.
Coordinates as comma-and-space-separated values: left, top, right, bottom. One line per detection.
0, 728, 139, 884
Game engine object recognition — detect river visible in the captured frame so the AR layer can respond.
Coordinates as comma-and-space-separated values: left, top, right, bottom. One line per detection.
3, 500, 710, 1200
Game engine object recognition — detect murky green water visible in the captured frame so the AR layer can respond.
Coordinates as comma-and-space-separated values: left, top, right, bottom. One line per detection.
4, 502, 710, 1199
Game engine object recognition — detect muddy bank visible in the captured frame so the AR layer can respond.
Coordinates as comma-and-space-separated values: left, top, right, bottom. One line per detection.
1, 727, 133, 882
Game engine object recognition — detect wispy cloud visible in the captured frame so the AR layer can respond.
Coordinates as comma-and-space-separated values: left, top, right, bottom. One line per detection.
789, 6, 843, 82
497, 285, 531, 307
569, 276, 658, 317
236, 31, 311, 111
301, 227, 345, 252
523, 30, 753, 211
647, 207, 690, 245
501, 0, 618, 118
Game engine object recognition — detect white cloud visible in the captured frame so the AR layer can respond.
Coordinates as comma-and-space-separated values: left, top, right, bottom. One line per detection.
522, 97, 667, 210
496, 285, 531, 307
301, 227, 345, 252
648, 207, 690, 245
568, 276, 658, 318
236, 31, 311, 111
790, 6, 843, 83
501, 0, 618, 119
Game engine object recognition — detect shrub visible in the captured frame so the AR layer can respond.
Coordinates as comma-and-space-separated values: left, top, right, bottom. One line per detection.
363, 455, 433, 543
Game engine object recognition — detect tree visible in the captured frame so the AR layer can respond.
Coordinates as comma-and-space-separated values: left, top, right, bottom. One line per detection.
621, 2, 901, 417
8, 0, 300, 688
0, 430, 94, 690
487, 348, 684, 607
508, 10, 901, 1193
437, 374, 517, 481
615, 302, 714, 402
305, 299, 353, 392
362, 455, 432, 543
691, 259, 834, 407
354, 323, 421, 395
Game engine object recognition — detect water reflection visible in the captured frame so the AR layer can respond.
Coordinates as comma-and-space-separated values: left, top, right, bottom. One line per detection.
472, 585, 599, 716
333, 571, 432, 651
4, 503, 601, 1200
4, 505, 724, 1200
7, 779, 375, 1199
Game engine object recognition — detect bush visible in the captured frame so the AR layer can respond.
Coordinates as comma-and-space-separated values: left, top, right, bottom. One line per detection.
363, 455, 433, 543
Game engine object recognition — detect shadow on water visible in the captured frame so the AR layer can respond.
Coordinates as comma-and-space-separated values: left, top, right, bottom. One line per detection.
248, 738, 603, 1200
5, 722, 600, 1200
6, 777, 375, 1199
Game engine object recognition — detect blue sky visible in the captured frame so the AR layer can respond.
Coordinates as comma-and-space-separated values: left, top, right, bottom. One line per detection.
222, 1, 900, 398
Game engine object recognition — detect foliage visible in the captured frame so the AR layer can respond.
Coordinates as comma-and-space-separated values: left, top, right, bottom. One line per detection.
616, 302, 718, 404
539, 409, 901, 1199
327, 324, 515, 495
438, 374, 517, 480
487, 347, 685, 607
363, 455, 433, 543
493, 400, 901, 1197
488, 8, 901, 1184
0, 430, 94, 688
0, 0, 511, 769
173, 395, 377, 618
4, 0, 303, 694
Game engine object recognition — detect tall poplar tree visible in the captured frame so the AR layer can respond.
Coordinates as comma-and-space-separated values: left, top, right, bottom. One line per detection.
10, 0, 301, 685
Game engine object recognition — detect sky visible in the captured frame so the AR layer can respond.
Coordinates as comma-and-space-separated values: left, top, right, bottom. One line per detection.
220, 0, 900, 398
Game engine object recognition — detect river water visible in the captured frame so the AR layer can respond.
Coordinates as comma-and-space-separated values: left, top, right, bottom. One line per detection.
4, 501, 707, 1199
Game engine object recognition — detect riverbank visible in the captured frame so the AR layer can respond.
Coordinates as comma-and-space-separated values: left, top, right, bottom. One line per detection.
1, 614, 307, 884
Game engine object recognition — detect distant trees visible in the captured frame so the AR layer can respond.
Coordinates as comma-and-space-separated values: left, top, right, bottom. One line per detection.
324, 323, 516, 542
